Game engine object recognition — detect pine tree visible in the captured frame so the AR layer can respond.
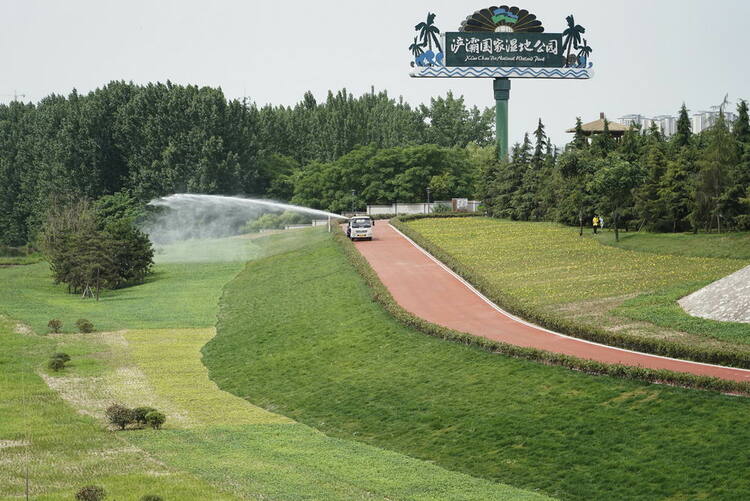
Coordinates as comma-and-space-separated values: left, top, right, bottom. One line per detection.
572, 117, 587, 149
692, 112, 739, 232
733, 99, 750, 144
674, 103, 692, 148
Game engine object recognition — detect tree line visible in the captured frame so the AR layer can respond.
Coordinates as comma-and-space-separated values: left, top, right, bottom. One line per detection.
0, 81, 494, 246
480, 101, 750, 237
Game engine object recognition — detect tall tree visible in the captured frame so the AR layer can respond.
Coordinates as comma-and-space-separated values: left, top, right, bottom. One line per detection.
691, 112, 739, 232
572, 117, 588, 149
674, 103, 692, 148
589, 154, 642, 241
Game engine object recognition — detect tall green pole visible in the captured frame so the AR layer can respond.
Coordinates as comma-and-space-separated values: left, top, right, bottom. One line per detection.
493, 77, 511, 160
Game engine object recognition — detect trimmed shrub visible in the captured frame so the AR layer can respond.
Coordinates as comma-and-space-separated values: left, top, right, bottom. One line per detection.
144, 410, 166, 430
47, 319, 62, 333
75, 485, 106, 501
132, 406, 157, 426
52, 352, 71, 363
76, 318, 95, 333
48, 357, 66, 372
105, 404, 134, 430
140, 495, 163, 501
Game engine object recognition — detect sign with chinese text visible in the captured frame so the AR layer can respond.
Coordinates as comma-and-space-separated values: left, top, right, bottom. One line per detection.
408, 6, 593, 79
445, 32, 564, 68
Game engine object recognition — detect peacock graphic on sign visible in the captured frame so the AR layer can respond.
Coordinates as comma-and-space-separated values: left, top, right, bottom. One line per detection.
409, 6, 592, 70
459, 5, 544, 33
410, 13, 444, 67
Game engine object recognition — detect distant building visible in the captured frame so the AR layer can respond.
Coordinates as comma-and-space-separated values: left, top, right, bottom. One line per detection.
617, 107, 739, 137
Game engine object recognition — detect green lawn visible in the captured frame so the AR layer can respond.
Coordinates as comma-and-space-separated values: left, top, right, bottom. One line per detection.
204, 233, 750, 501
2, 228, 546, 500
0, 317, 239, 500
400, 217, 750, 353
0, 231, 313, 334
598, 230, 750, 259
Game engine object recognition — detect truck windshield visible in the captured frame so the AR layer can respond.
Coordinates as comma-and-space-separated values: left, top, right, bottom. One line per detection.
351, 219, 372, 228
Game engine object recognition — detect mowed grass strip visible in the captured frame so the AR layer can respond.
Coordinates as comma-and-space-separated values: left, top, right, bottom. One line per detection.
49, 326, 550, 500
0, 317, 239, 501
125, 328, 291, 427
205, 233, 750, 501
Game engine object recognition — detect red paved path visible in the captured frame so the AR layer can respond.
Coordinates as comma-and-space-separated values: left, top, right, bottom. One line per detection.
353, 222, 750, 383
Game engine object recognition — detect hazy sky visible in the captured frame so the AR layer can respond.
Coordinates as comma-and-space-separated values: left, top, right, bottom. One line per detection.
2, 0, 749, 146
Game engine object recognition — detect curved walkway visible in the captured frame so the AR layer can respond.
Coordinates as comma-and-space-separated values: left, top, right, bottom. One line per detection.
352, 222, 750, 383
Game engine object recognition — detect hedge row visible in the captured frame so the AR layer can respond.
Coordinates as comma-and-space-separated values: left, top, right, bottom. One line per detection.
332, 224, 750, 395
390, 216, 750, 370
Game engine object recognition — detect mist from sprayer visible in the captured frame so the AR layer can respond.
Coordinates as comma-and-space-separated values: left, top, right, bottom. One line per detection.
143, 194, 346, 263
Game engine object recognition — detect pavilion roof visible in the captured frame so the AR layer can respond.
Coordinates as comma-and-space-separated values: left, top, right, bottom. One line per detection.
566, 114, 631, 134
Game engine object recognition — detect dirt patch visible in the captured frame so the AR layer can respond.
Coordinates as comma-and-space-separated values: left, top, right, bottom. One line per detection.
0, 440, 30, 449
14, 323, 34, 336
39, 331, 192, 428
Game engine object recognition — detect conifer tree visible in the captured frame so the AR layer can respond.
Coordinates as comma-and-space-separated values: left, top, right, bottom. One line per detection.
674, 103, 692, 148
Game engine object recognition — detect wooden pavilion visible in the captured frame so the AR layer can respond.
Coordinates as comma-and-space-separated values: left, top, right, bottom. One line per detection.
566, 112, 630, 139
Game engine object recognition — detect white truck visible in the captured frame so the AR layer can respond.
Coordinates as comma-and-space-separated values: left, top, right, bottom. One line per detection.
346, 215, 375, 241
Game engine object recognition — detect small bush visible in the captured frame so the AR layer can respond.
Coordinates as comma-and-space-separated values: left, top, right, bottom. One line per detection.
105, 404, 134, 430
76, 318, 95, 333
75, 485, 106, 501
132, 406, 157, 426
47, 319, 62, 333
144, 410, 166, 430
48, 357, 66, 372
140, 495, 163, 501
52, 352, 71, 363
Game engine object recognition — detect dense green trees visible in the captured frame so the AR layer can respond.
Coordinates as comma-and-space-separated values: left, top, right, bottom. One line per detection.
290, 144, 476, 213
39, 196, 153, 299
0, 82, 493, 246
481, 101, 750, 233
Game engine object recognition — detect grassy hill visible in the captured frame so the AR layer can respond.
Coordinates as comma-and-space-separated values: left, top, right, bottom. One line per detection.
204, 231, 750, 501
1, 229, 546, 500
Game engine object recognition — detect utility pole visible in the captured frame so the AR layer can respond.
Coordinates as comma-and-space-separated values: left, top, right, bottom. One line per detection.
426, 187, 431, 214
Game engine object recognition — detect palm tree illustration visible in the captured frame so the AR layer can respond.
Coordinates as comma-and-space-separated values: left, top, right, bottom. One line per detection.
415, 13, 443, 53
577, 38, 592, 65
409, 36, 425, 58
562, 15, 585, 66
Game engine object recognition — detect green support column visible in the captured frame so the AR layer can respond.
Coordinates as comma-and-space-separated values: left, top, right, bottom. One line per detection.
493, 77, 511, 160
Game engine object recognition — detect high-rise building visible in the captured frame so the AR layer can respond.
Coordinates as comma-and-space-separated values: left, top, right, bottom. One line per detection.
618, 104, 740, 137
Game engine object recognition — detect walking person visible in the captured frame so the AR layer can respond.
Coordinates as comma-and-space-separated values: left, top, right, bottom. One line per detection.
592, 215, 600, 234
600, 215, 605, 230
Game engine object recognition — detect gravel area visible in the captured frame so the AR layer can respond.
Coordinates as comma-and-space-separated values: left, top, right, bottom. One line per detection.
679, 265, 750, 323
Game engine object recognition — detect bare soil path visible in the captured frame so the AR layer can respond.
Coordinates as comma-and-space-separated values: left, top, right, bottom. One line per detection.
353, 222, 750, 383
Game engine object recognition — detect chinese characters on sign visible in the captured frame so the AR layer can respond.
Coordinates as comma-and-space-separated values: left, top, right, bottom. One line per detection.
445, 32, 565, 68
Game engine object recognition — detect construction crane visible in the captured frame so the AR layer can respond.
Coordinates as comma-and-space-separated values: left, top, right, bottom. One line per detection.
1, 90, 28, 102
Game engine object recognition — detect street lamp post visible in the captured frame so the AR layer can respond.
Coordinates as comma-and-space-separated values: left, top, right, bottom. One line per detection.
426, 187, 431, 214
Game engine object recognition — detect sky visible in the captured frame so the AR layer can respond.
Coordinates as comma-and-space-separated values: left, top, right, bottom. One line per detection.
2, 0, 749, 147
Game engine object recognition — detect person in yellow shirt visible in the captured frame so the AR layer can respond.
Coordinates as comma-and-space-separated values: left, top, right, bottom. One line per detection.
593, 215, 600, 234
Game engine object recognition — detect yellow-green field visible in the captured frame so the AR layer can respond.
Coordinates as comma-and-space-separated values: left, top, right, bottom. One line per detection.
400, 217, 750, 355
